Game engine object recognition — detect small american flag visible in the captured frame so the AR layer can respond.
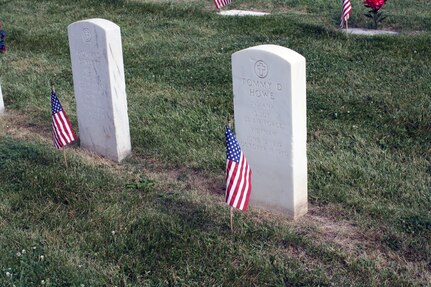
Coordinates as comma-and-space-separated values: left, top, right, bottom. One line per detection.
214, 0, 232, 9
51, 91, 76, 149
225, 125, 252, 211
341, 0, 352, 26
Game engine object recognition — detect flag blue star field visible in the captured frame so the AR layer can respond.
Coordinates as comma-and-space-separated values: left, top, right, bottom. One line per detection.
225, 125, 252, 211
51, 91, 76, 149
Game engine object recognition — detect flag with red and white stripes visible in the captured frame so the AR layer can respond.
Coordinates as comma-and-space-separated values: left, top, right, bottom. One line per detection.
214, 0, 232, 9
225, 125, 252, 211
341, 0, 352, 26
51, 91, 76, 149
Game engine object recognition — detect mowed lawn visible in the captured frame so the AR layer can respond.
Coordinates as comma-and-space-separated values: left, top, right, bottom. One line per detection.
0, 0, 430, 286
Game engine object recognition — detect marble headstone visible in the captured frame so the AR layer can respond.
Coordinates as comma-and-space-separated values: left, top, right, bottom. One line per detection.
68, 19, 131, 162
232, 44, 307, 219
0, 81, 4, 114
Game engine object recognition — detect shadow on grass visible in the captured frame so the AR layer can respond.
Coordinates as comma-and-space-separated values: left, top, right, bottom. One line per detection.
0, 136, 52, 167
155, 192, 227, 232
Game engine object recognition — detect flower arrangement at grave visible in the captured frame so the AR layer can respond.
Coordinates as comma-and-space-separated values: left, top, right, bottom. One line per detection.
363, 0, 387, 29
0, 21, 6, 54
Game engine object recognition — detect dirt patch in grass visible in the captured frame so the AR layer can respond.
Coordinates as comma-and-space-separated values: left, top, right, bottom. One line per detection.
246, 203, 430, 285
302, 206, 367, 251
0, 111, 136, 179
168, 168, 225, 194
0, 111, 51, 141
289, 205, 431, 285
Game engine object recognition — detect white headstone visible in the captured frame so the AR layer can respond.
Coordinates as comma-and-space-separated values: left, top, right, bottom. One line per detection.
232, 44, 307, 219
68, 18, 131, 162
0, 81, 4, 114
218, 10, 270, 17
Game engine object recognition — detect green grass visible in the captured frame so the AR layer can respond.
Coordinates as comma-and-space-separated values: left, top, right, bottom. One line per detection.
1, 0, 430, 286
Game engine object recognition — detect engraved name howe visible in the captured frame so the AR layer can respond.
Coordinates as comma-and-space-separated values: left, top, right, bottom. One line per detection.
235, 59, 289, 160
232, 44, 307, 219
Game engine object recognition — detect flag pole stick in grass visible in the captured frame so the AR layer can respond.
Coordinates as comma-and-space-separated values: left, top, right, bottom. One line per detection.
51, 80, 68, 169
63, 148, 68, 169
225, 114, 253, 232
50, 80, 76, 169
226, 115, 234, 232
230, 206, 234, 232
51, 80, 67, 169
341, 0, 352, 31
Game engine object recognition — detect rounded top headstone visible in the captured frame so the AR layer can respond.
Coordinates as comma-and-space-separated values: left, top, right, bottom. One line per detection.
67, 18, 120, 43
68, 18, 120, 31
234, 45, 306, 65
67, 18, 131, 162
231, 44, 307, 219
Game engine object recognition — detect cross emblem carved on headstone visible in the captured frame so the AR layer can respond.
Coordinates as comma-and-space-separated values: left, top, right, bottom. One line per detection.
254, 60, 268, 78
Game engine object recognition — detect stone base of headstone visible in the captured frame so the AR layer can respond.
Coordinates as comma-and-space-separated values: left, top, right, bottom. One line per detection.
232, 44, 308, 219
342, 28, 399, 36
218, 10, 270, 17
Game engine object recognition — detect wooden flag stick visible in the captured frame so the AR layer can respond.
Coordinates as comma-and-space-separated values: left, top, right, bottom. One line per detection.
52, 79, 68, 169
230, 206, 234, 232
346, 20, 349, 32
51, 79, 55, 93
227, 114, 234, 232
340, 5, 344, 29
63, 148, 68, 169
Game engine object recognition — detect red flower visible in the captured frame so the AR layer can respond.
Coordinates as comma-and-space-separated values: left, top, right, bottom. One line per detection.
363, 0, 386, 10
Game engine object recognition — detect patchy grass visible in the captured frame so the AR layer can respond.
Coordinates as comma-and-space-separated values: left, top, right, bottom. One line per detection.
0, 0, 430, 286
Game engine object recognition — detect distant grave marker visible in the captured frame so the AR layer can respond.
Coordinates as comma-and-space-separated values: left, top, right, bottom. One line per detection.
232, 45, 307, 219
0, 81, 4, 114
68, 18, 131, 162
218, 10, 270, 17
342, 28, 399, 36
